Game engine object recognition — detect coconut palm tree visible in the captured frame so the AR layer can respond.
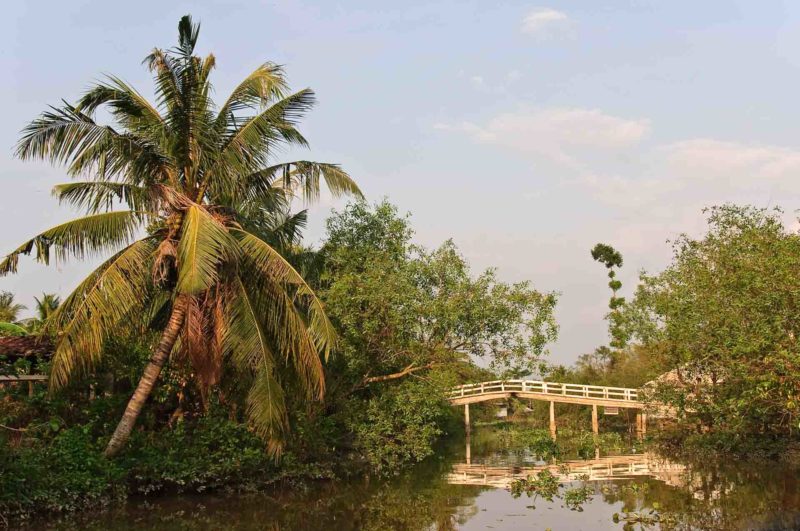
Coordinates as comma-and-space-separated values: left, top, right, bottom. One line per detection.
18, 293, 61, 333
0, 292, 26, 323
0, 15, 361, 457
34, 293, 61, 321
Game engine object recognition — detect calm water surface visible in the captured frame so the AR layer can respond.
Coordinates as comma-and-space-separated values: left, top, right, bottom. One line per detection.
39, 428, 800, 530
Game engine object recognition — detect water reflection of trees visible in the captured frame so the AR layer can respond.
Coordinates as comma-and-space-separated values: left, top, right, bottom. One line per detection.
43, 455, 487, 531
594, 459, 800, 530
35, 435, 800, 530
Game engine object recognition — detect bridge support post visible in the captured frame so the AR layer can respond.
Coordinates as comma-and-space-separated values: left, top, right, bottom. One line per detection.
592, 404, 599, 440
464, 404, 471, 435
549, 401, 556, 440
635, 412, 647, 440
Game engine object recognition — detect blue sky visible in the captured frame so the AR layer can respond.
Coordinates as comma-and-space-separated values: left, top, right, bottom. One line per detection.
3, 1, 800, 365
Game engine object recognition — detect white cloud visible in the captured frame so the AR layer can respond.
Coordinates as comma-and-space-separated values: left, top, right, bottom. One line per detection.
522, 8, 569, 34
436, 107, 650, 163
463, 70, 523, 94
661, 138, 800, 181
469, 75, 485, 88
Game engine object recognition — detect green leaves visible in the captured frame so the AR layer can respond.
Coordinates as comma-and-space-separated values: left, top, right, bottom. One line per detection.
320, 200, 558, 381
176, 205, 236, 294
629, 205, 800, 438
48, 239, 157, 389
234, 228, 336, 360
0, 211, 142, 275
7, 15, 362, 454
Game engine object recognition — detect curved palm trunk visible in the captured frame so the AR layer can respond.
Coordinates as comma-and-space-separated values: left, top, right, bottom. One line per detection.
104, 296, 188, 457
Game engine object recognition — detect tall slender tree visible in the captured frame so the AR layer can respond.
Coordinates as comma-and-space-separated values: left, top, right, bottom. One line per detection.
1, 15, 361, 457
590, 243, 627, 349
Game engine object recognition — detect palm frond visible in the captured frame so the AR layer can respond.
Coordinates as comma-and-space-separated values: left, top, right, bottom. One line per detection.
224, 275, 278, 372
16, 102, 173, 184
256, 276, 325, 400
0, 211, 143, 275
263, 209, 308, 250
213, 89, 315, 178
247, 365, 288, 456
176, 15, 201, 58
53, 181, 153, 213
224, 276, 287, 453
260, 161, 363, 203
216, 63, 289, 121
175, 205, 236, 294
75, 76, 165, 136
47, 238, 157, 388
233, 228, 336, 360
144, 48, 185, 122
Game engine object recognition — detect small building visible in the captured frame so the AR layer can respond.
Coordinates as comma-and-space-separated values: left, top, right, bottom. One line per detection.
0, 335, 53, 374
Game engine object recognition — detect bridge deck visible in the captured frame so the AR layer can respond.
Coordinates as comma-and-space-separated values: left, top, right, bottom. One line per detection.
448, 380, 643, 409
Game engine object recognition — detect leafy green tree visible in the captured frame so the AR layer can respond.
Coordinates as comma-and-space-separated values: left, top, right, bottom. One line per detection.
311, 201, 556, 471
320, 200, 558, 384
591, 243, 628, 349
0, 292, 26, 323
629, 205, 800, 438
350, 378, 451, 473
1, 16, 361, 457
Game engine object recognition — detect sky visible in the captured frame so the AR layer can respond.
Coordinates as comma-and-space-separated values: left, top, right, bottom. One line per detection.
3, 0, 800, 366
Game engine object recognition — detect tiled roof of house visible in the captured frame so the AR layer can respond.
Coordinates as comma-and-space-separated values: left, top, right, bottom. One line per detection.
0, 336, 54, 359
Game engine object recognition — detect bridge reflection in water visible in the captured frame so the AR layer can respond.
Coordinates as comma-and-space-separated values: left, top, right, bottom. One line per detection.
448, 449, 685, 489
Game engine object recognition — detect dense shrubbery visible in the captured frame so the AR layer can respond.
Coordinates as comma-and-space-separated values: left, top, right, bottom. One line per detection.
0, 200, 561, 520
0, 426, 124, 518
349, 379, 452, 474
0, 403, 339, 521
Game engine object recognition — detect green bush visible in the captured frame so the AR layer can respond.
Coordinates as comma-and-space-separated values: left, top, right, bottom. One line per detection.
0, 408, 338, 522
123, 412, 278, 494
0, 426, 124, 520
350, 380, 452, 474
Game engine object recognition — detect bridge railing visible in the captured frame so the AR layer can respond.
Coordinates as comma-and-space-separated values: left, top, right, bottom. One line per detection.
448, 379, 639, 402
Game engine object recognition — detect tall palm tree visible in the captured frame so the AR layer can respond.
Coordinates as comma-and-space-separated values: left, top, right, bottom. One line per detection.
1, 16, 361, 457
34, 293, 61, 321
0, 291, 26, 323
18, 293, 61, 332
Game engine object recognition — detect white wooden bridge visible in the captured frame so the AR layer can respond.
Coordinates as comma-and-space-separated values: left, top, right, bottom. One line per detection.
448, 380, 653, 439
449, 380, 642, 408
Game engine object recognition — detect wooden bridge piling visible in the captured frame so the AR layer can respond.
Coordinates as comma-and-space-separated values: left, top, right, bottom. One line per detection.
635, 412, 648, 439
549, 400, 556, 440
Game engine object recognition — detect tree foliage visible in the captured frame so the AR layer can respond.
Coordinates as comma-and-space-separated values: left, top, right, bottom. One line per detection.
627, 205, 800, 438
590, 242, 627, 349
320, 200, 559, 382
0, 292, 26, 323
2, 15, 361, 456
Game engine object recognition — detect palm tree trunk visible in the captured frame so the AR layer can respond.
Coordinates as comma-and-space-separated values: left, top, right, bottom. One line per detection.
104, 295, 188, 457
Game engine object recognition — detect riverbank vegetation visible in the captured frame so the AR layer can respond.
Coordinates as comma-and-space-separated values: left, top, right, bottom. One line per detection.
547, 205, 800, 457
3, 13, 800, 527
0, 18, 559, 515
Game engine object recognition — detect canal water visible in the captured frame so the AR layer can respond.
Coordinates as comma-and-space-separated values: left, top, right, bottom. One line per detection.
37, 426, 800, 530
